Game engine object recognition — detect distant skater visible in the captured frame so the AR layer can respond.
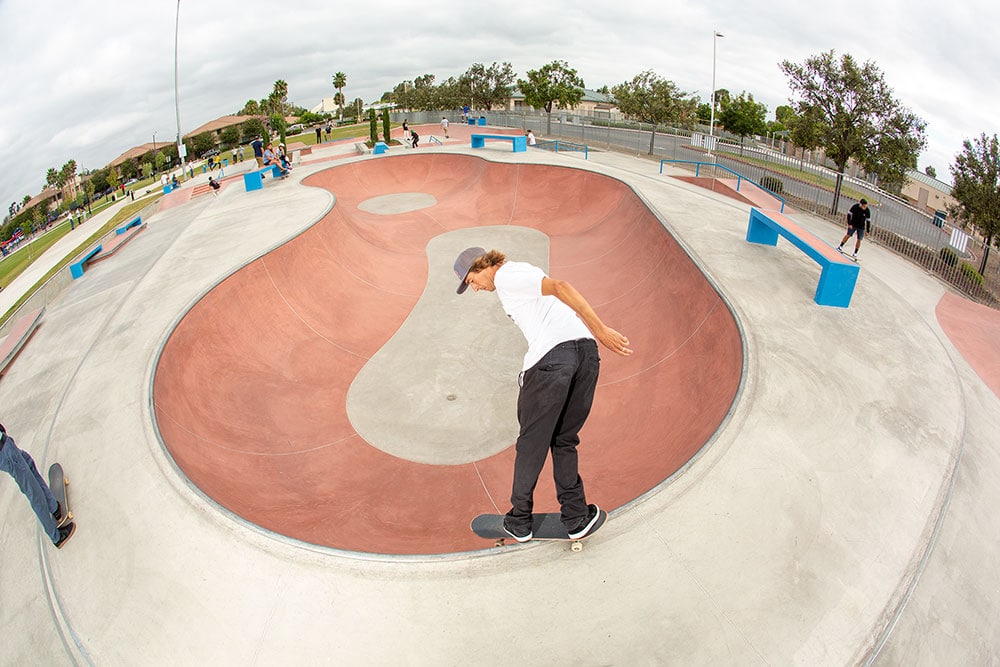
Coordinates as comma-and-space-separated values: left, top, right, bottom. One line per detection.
441, 116, 449, 138
838, 198, 871, 259
410, 129, 420, 149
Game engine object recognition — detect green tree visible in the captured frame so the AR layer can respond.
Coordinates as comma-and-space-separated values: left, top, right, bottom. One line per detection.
517, 60, 585, 134
332, 71, 347, 120
436, 76, 467, 110
239, 99, 261, 116
781, 50, 927, 212
45, 167, 58, 187
155, 151, 167, 173
268, 113, 287, 146
192, 131, 216, 156
612, 70, 697, 155
949, 133, 1000, 275
788, 104, 824, 170
121, 158, 138, 180
774, 105, 796, 127
88, 168, 110, 195
717, 91, 767, 154
464, 62, 516, 112
271, 79, 289, 116
368, 108, 378, 145
924, 165, 937, 179
381, 109, 391, 143
219, 125, 240, 148
241, 118, 266, 142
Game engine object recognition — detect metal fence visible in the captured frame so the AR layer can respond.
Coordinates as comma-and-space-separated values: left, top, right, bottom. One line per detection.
392, 109, 999, 307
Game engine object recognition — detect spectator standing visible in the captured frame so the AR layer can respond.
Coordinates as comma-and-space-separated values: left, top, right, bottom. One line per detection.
252, 135, 264, 168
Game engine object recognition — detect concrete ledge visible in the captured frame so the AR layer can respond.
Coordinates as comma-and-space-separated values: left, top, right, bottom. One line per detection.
0, 306, 44, 375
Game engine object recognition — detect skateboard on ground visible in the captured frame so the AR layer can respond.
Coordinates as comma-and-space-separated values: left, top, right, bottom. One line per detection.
47, 462, 73, 527
471, 509, 607, 552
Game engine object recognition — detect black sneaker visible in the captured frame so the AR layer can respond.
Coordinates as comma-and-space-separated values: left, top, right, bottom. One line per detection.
567, 504, 601, 539
502, 516, 532, 543
53, 502, 70, 527
55, 522, 76, 549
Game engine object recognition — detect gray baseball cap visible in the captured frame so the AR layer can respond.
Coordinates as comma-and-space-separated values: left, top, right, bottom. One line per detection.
453, 247, 485, 294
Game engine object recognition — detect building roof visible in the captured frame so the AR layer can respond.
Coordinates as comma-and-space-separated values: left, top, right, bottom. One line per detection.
24, 185, 60, 210
108, 142, 161, 168
184, 115, 261, 137
510, 86, 616, 104
907, 168, 953, 194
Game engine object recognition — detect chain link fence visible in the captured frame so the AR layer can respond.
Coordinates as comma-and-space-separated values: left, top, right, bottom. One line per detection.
392, 109, 998, 307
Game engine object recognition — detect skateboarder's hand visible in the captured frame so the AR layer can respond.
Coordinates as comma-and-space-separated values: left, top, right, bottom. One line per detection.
596, 326, 632, 357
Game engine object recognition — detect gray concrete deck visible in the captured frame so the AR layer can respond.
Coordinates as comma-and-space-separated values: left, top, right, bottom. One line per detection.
1, 132, 998, 665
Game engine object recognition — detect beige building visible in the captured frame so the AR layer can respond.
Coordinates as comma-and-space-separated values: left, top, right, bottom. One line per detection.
902, 170, 956, 215
503, 87, 619, 116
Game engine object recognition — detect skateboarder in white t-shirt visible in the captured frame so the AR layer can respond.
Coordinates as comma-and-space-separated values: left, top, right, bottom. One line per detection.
454, 247, 632, 542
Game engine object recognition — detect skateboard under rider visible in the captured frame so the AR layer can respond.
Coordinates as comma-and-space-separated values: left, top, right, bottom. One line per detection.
471, 509, 607, 552
47, 462, 73, 528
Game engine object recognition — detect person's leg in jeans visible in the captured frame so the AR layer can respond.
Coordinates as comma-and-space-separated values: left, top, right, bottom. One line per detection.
549, 340, 600, 530
0, 437, 60, 543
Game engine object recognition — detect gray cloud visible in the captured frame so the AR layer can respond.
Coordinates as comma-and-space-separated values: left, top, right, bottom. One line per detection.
1, 0, 993, 209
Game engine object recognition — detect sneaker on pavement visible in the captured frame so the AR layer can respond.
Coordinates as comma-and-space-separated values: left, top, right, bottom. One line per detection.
502, 516, 532, 543
567, 504, 601, 539
837, 246, 844, 254
55, 522, 76, 549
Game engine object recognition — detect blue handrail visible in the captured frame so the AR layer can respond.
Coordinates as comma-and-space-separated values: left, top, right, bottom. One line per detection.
535, 139, 589, 160
659, 159, 785, 212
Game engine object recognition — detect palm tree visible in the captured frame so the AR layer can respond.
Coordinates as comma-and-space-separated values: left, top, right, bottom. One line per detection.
332, 72, 347, 121
271, 80, 289, 117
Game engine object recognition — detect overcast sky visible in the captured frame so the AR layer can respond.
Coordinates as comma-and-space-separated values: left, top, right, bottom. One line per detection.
1, 0, 995, 210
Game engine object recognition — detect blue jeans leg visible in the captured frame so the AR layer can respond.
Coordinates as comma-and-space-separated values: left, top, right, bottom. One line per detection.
0, 436, 60, 543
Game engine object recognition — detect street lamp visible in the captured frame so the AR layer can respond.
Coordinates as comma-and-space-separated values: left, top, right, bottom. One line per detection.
709, 30, 724, 149
174, 0, 186, 178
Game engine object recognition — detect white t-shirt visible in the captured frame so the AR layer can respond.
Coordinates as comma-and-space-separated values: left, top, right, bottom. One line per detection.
494, 262, 593, 371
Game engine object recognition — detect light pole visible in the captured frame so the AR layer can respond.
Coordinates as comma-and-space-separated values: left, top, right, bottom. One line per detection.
709, 31, 724, 149
174, 0, 186, 179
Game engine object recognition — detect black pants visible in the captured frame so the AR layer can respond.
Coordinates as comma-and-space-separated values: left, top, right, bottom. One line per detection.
506, 338, 600, 531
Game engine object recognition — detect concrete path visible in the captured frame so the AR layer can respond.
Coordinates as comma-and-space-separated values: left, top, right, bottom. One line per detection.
1, 130, 998, 665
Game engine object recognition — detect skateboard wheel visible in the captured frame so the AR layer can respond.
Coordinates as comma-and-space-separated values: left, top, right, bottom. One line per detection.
494, 539, 505, 548
571, 541, 583, 552
64, 478, 70, 486
67, 511, 74, 521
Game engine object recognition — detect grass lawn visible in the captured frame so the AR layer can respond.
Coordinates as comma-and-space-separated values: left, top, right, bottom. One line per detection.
0, 220, 74, 288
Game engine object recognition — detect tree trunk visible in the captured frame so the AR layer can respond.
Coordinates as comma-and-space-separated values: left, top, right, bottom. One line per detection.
648, 126, 657, 155
981, 233, 993, 276
831, 170, 845, 215
546, 111, 552, 135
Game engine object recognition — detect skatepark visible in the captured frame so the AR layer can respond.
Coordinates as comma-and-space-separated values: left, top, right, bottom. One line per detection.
2, 122, 1000, 664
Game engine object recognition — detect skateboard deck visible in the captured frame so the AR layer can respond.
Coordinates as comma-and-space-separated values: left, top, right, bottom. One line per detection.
47, 462, 73, 527
471, 509, 607, 551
